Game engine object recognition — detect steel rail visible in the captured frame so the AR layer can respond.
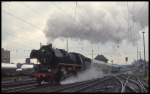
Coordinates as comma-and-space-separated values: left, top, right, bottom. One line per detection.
48, 78, 102, 92
112, 75, 125, 93
23, 78, 102, 93
119, 75, 140, 93
2, 80, 36, 88
132, 75, 148, 92
2, 78, 35, 84
113, 74, 138, 93
2, 83, 38, 93
74, 77, 113, 92
137, 79, 147, 92
120, 74, 147, 92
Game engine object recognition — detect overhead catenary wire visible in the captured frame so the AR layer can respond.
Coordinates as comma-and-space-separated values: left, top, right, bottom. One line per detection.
2, 9, 45, 60
2, 9, 42, 31
131, 3, 139, 61
22, 3, 41, 16
124, 2, 135, 63
3, 3, 50, 32
2, 2, 89, 63
2, 7, 45, 46
51, 2, 84, 53
74, 1, 78, 22
3, 2, 146, 62
2, 4, 42, 32
129, 2, 147, 61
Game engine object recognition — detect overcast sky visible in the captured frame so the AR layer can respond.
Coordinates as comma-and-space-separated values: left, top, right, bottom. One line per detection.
2, 1, 149, 64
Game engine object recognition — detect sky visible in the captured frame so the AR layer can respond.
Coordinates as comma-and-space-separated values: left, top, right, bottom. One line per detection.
2, 1, 149, 64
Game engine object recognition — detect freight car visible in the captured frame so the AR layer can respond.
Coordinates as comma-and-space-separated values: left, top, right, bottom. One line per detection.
30, 44, 91, 85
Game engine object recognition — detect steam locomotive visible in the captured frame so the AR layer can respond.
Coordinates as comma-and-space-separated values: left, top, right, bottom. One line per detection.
30, 44, 91, 85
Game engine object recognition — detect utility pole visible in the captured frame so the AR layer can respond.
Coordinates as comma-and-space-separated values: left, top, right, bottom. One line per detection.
137, 47, 139, 61
142, 31, 146, 76
92, 48, 93, 60
111, 56, 113, 65
142, 32, 146, 62
139, 51, 141, 60
66, 39, 68, 52
111, 59, 113, 72
125, 57, 128, 64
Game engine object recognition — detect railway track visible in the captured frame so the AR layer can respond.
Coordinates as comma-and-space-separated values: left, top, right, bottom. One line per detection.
2, 83, 38, 93
2, 77, 35, 84
2, 78, 102, 93
2, 77, 36, 87
2, 78, 42, 93
2, 74, 148, 93
24, 76, 114, 93
24, 78, 104, 92
59, 76, 112, 92
114, 74, 134, 92
128, 74, 148, 93
2, 80, 36, 88
114, 74, 147, 93
81, 73, 148, 93
79, 75, 124, 92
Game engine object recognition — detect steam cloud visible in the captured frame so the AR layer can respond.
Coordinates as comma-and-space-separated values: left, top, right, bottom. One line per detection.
44, 2, 148, 44
61, 61, 107, 84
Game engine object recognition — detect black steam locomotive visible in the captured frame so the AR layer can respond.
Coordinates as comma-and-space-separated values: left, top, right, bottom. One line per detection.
30, 44, 91, 85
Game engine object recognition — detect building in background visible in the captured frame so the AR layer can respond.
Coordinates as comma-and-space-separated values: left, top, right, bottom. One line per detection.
2, 48, 10, 63
95, 54, 108, 63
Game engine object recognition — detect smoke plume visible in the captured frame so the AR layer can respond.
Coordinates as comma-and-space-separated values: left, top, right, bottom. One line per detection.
61, 61, 106, 84
44, 2, 148, 45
